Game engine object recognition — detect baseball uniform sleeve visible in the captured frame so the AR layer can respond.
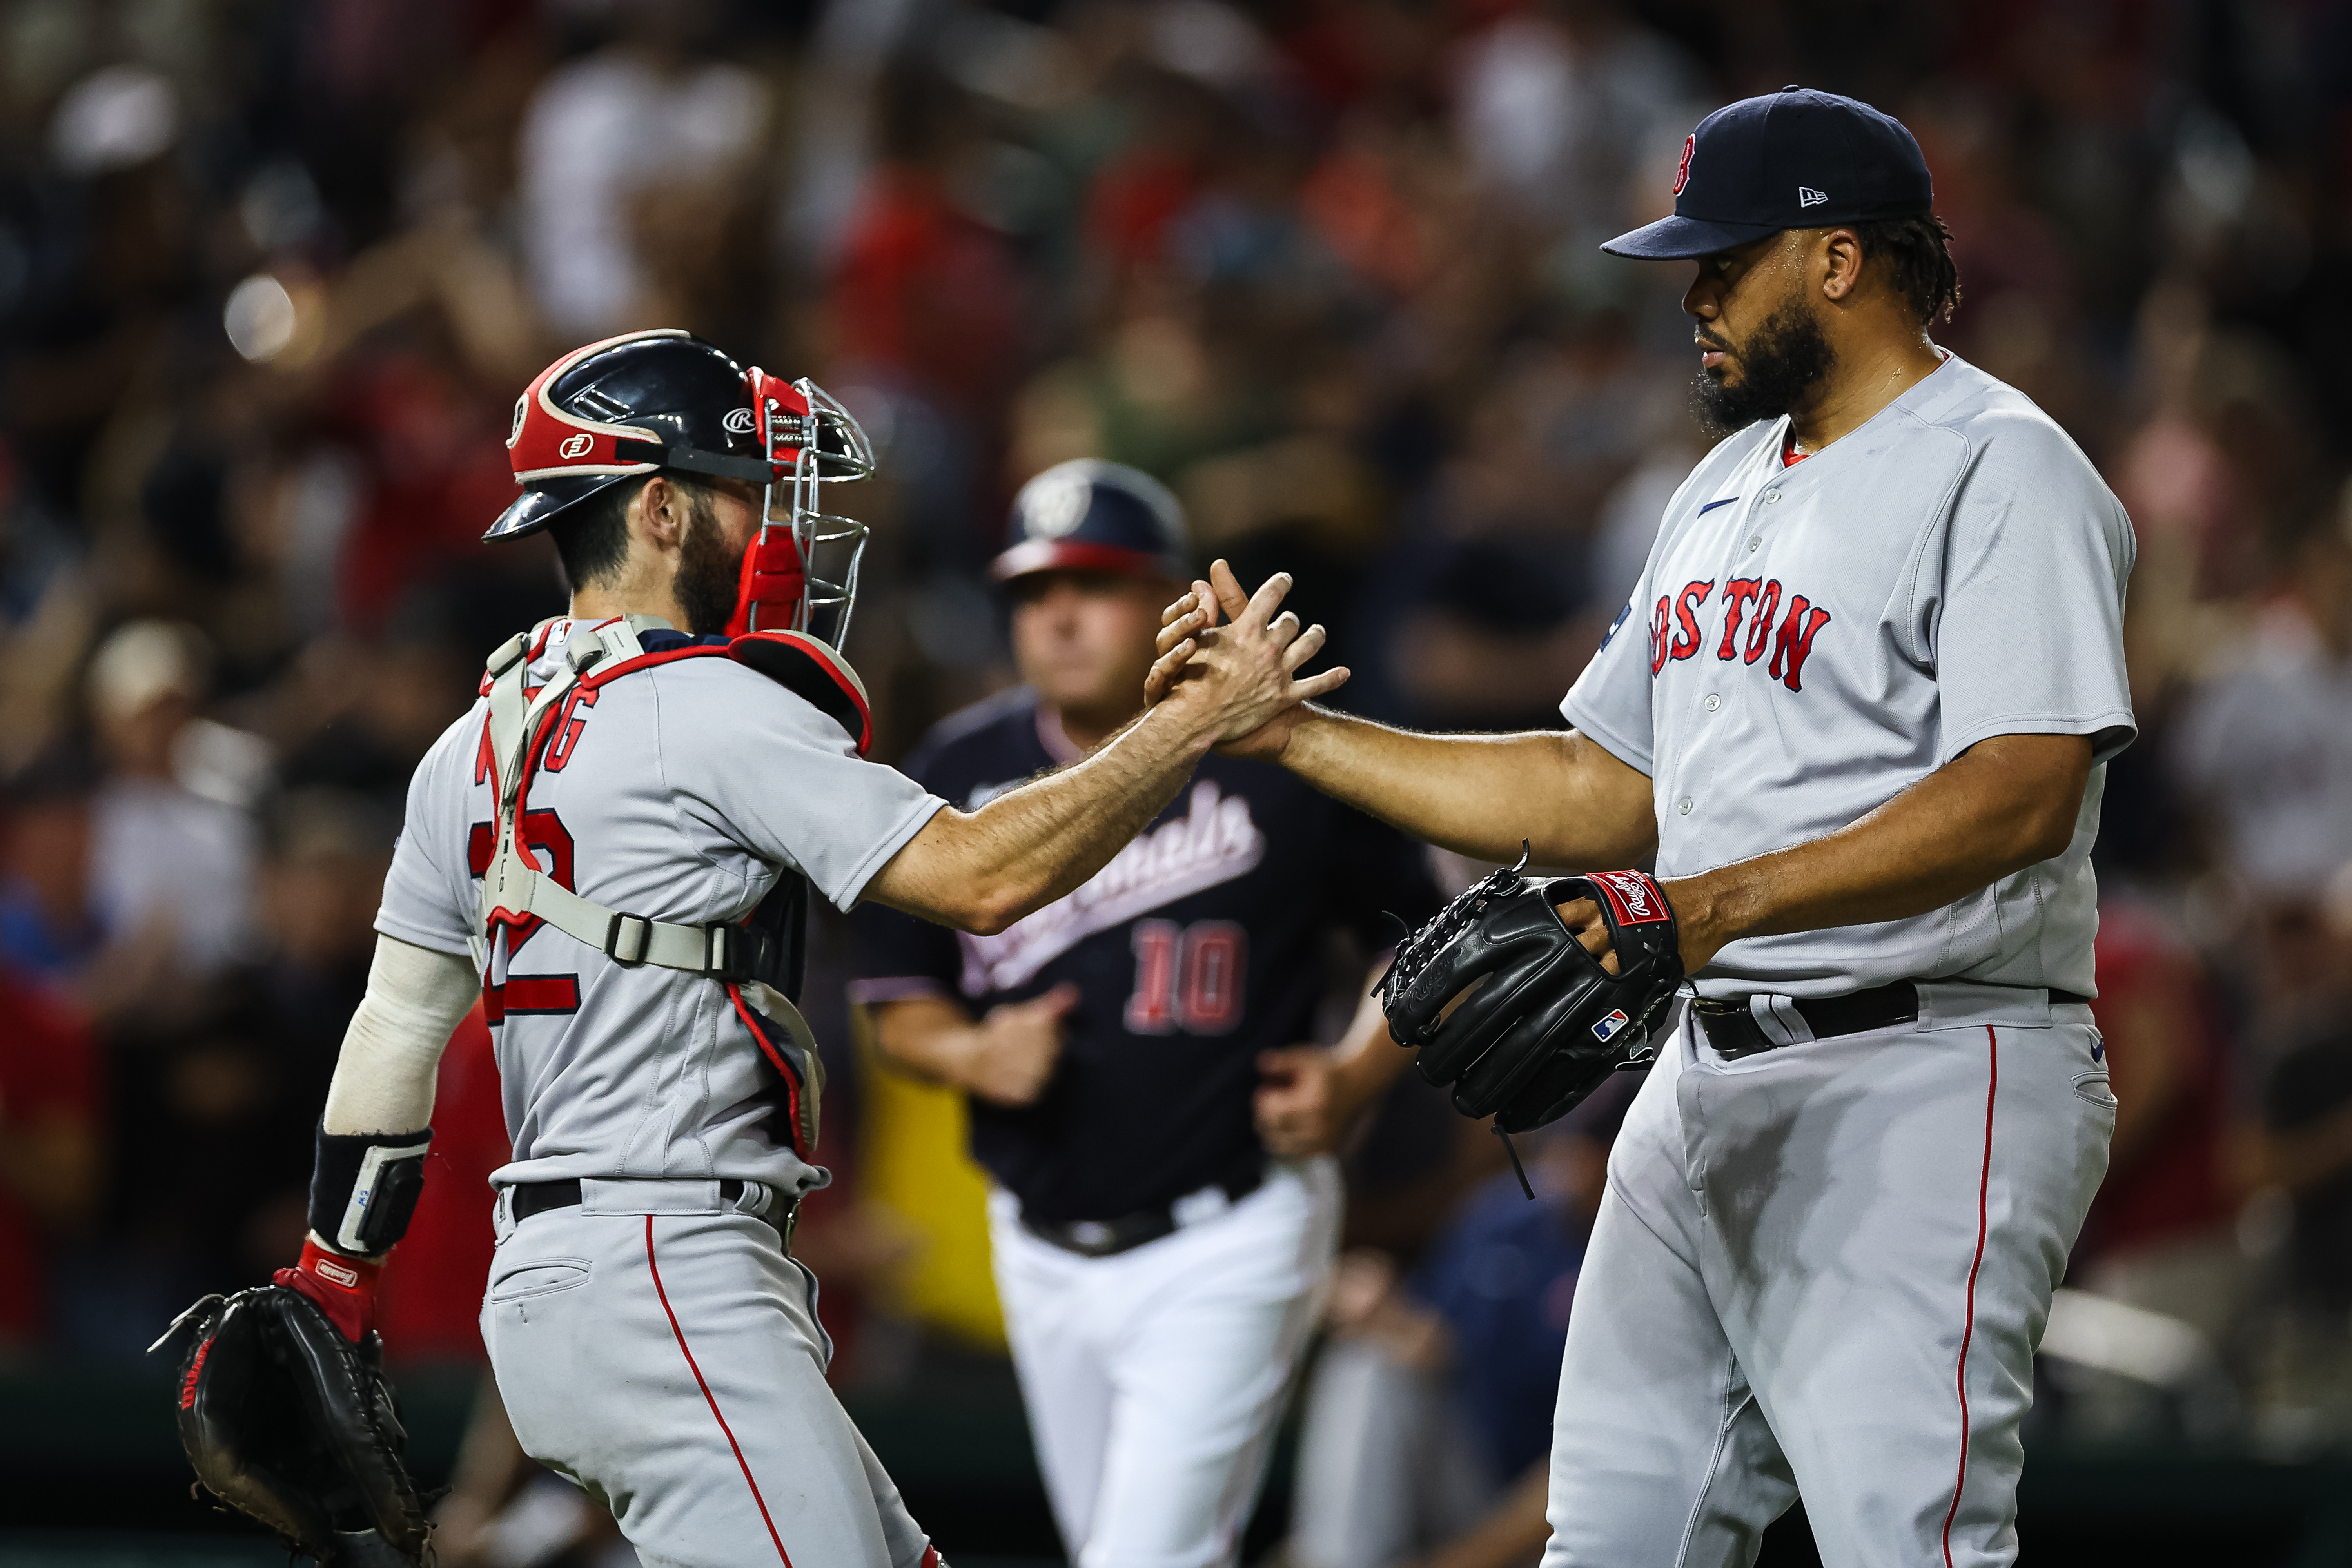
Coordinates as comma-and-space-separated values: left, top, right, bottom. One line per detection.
661, 668, 946, 912
374, 710, 485, 960
1925, 419, 2137, 765
1559, 557, 1663, 774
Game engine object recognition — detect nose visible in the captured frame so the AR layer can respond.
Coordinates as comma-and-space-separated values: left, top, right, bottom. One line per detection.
1682, 272, 1720, 320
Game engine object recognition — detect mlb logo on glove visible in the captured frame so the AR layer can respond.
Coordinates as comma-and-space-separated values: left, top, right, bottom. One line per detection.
1592, 1009, 1632, 1043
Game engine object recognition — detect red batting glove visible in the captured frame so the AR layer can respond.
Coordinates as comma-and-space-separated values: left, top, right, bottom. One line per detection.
274, 1237, 383, 1343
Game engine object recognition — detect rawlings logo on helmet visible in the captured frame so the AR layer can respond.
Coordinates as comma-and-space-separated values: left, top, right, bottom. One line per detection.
723, 407, 756, 435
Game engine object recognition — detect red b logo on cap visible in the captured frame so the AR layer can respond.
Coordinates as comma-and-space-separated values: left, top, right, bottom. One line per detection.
1672, 134, 1695, 196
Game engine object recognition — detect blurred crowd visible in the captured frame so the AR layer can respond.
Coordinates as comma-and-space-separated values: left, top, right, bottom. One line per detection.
4, 0, 2352, 1557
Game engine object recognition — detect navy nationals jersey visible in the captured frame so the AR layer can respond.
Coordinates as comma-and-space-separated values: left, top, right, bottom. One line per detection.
851, 688, 1441, 1223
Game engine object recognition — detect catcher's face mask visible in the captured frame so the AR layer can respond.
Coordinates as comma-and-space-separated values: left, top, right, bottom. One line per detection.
728, 371, 875, 648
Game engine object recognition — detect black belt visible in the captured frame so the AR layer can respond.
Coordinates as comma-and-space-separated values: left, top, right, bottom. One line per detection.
1020, 1156, 1266, 1259
510, 1178, 797, 1245
1692, 982, 2091, 1061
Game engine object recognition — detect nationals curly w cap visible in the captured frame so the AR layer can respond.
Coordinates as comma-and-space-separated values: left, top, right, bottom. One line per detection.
1603, 85, 1935, 260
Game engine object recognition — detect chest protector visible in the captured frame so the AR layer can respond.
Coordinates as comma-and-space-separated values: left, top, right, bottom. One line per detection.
473, 615, 876, 1156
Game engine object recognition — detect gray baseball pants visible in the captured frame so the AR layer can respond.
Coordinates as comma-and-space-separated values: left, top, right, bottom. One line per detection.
1542, 988, 2114, 1568
482, 1180, 938, 1568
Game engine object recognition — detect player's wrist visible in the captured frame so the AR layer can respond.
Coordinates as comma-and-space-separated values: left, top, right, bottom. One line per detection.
1135, 693, 1225, 763
1659, 872, 1735, 974
275, 1235, 385, 1343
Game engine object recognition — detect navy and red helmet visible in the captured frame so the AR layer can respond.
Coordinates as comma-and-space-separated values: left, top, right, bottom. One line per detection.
488, 329, 782, 541
990, 460, 1191, 586
490, 328, 877, 646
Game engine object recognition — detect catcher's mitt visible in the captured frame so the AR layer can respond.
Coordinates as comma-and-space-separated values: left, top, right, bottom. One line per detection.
1379, 852, 1683, 1134
152, 1285, 428, 1566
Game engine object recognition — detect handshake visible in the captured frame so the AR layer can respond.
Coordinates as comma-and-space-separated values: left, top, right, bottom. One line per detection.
1141, 560, 1348, 759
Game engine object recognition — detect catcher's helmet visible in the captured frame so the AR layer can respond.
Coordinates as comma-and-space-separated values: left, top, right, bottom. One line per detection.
991, 460, 1190, 585
491, 329, 876, 646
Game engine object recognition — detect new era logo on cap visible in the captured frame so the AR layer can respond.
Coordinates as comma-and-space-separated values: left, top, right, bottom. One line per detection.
1798, 186, 1827, 207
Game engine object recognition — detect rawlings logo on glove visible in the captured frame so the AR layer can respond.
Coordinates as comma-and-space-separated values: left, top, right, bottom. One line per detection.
1378, 851, 1683, 1136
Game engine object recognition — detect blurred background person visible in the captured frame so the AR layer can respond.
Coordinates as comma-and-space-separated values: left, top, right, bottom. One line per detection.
854, 460, 1440, 1568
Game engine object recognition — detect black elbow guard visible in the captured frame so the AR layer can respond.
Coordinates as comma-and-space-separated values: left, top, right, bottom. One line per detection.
308, 1125, 434, 1257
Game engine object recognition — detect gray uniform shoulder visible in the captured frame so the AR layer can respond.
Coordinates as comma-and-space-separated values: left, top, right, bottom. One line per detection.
1903, 359, 2106, 486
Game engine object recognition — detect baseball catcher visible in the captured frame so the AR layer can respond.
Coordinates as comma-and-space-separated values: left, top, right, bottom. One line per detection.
1380, 853, 1681, 1138
148, 328, 1339, 1568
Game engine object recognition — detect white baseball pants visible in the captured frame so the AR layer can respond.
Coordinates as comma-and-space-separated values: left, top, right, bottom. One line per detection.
988, 1159, 1341, 1568
481, 1185, 938, 1568
1541, 990, 2114, 1568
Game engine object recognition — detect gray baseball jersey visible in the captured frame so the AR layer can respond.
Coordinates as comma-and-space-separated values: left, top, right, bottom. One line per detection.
1562, 353, 2136, 1000
376, 619, 945, 1197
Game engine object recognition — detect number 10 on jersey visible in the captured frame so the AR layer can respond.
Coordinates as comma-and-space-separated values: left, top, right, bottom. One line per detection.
1125, 919, 1247, 1035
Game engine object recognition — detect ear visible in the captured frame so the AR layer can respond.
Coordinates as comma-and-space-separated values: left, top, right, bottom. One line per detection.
1818, 228, 1866, 303
629, 475, 691, 553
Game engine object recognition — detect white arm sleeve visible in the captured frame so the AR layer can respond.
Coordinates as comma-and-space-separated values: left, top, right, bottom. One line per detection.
320, 934, 481, 1135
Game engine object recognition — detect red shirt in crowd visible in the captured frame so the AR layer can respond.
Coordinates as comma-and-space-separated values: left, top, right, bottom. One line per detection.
2078, 900, 2236, 1261
0, 970, 97, 1344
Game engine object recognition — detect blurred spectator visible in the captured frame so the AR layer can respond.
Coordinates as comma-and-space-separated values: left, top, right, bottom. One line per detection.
519, 4, 770, 338
0, 963, 100, 1352
85, 620, 265, 985
2169, 492, 2352, 907
2072, 900, 2241, 1342
1287, 1080, 1634, 1568
0, 747, 103, 982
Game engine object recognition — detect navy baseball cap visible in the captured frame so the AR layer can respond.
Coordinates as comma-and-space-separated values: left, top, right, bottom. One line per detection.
991, 460, 1192, 585
1602, 87, 1933, 260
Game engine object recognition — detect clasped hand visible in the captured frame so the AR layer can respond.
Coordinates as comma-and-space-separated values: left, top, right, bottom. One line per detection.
1146, 560, 1348, 753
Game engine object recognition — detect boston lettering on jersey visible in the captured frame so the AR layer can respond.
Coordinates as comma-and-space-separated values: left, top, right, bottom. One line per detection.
852, 686, 1439, 1223
1648, 577, 1833, 691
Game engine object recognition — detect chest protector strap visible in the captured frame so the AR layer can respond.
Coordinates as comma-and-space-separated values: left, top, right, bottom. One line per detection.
474, 615, 826, 1152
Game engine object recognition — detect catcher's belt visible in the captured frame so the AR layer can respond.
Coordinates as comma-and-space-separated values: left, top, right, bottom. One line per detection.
508, 1176, 803, 1249
1692, 980, 2094, 1060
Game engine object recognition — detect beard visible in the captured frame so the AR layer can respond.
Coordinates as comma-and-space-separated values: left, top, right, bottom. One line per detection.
1691, 297, 1837, 436
675, 489, 742, 636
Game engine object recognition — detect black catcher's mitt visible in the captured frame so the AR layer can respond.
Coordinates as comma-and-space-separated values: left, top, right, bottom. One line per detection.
154, 1285, 428, 1566
1379, 854, 1684, 1133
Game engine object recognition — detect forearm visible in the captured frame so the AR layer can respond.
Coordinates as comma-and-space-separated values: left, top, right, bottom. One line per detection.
868, 997, 987, 1094
1278, 708, 1657, 867
1666, 734, 2091, 969
872, 702, 1216, 933
321, 935, 480, 1135
1327, 978, 1415, 1102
